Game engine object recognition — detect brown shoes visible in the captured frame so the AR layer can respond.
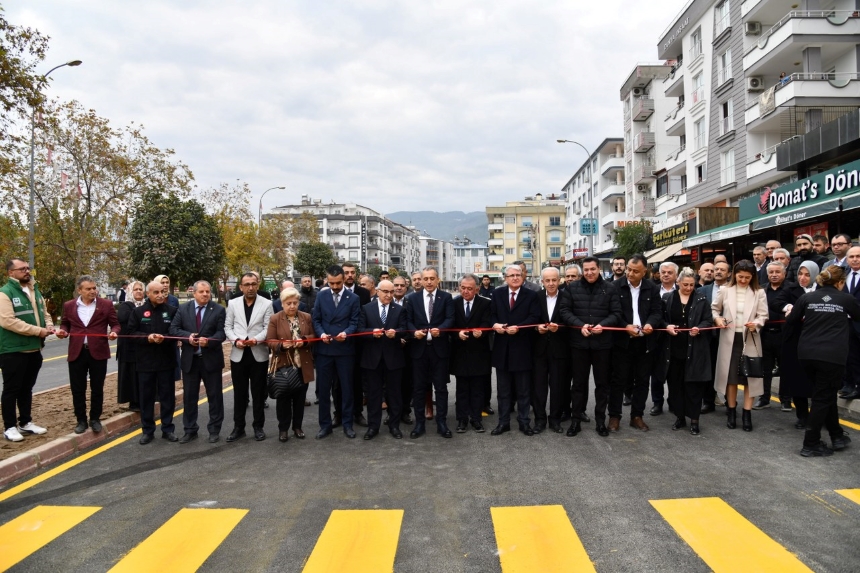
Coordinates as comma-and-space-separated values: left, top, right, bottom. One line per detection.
607, 418, 620, 432
630, 416, 650, 431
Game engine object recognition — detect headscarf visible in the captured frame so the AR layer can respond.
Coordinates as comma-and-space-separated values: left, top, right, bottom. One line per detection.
798, 260, 819, 292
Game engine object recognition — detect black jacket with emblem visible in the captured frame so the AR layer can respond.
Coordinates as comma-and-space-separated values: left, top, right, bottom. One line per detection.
129, 300, 178, 372
558, 275, 621, 350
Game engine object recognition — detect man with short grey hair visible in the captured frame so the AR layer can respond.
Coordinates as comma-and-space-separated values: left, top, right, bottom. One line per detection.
772, 248, 791, 269
564, 264, 582, 286
753, 246, 768, 285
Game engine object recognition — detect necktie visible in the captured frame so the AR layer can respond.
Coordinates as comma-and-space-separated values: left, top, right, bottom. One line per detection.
510, 291, 516, 310
427, 292, 434, 320
852, 271, 858, 293
333, 292, 340, 307
465, 301, 471, 318
196, 305, 204, 331
381, 304, 387, 325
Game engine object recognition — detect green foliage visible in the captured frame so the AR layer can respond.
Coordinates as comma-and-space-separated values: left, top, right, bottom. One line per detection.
613, 220, 653, 260
292, 242, 337, 279
127, 190, 225, 288
366, 265, 384, 280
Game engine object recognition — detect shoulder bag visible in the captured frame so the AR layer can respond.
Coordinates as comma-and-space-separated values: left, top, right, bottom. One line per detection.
737, 330, 764, 378
267, 347, 303, 399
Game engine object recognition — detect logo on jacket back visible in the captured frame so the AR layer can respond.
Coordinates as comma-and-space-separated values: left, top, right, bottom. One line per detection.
758, 188, 771, 214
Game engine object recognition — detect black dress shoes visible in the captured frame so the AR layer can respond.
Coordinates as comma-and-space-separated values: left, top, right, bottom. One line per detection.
402, 413, 413, 424
566, 422, 581, 437
139, 433, 154, 445
471, 421, 485, 433
162, 432, 179, 442
483, 405, 495, 415
226, 429, 245, 442
179, 432, 198, 444
595, 423, 609, 437
410, 424, 426, 439
549, 423, 563, 434
689, 421, 700, 436
456, 421, 468, 433
208, 434, 220, 443
254, 428, 266, 441
533, 423, 546, 434
520, 426, 534, 436
490, 424, 510, 436
74, 421, 87, 434
438, 424, 453, 438
293, 428, 305, 439
363, 428, 379, 440
279, 431, 289, 442
579, 411, 591, 423
671, 417, 687, 431
390, 427, 403, 439
90, 420, 103, 433
316, 428, 333, 439
344, 427, 357, 439
649, 404, 664, 416
841, 388, 860, 400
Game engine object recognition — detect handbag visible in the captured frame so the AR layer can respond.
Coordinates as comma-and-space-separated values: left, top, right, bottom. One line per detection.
737, 330, 764, 378
267, 347, 304, 399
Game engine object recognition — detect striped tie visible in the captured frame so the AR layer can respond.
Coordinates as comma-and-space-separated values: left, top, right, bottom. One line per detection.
381, 304, 387, 325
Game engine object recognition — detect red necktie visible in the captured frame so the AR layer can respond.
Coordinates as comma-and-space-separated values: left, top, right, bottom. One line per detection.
510, 291, 516, 310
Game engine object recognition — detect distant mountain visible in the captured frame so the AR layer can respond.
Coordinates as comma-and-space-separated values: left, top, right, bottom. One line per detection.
387, 211, 488, 244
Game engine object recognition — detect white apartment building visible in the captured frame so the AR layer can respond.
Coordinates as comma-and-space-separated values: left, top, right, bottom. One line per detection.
452, 237, 489, 278
271, 195, 422, 275
418, 236, 456, 289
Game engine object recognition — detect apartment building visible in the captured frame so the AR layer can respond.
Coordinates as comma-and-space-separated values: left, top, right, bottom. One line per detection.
560, 138, 626, 261
418, 236, 457, 289
485, 195, 567, 279
452, 237, 489, 278
271, 195, 422, 275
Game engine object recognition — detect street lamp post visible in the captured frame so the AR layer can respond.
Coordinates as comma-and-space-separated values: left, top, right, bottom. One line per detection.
557, 139, 595, 260
28, 60, 83, 269
258, 186, 286, 226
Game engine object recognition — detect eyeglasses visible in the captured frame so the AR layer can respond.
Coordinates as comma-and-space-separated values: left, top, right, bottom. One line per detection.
505, 274, 522, 278
831, 242, 849, 247
10, 266, 30, 272
378, 289, 394, 294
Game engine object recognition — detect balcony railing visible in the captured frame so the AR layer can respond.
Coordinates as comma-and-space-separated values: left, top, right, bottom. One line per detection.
690, 86, 705, 105
746, 11, 859, 56
719, 116, 734, 136
632, 97, 655, 121
720, 164, 736, 186
694, 133, 707, 151
715, 12, 730, 36
634, 163, 657, 183
773, 72, 860, 92
666, 144, 686, 161
633, 198, 656, 217
717, 65, 732, 86
634, 131, 655, 153
690, 41, 702, 60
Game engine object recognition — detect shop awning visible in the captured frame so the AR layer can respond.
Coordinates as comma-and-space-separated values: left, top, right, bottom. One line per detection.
750, 197, 843, 231
644, 246, 663, 258
649, 242, 685, 263
681, 221, 750, 248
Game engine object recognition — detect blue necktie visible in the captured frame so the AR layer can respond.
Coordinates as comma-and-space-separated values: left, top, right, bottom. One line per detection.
381, 304, 387, 325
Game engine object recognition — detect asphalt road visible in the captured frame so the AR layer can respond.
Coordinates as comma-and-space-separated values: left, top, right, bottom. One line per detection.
1, 380, 858, 572
30, 337, 119, 394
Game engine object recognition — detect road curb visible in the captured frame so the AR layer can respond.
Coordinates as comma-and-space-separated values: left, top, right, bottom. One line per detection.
0, 372, 232, 490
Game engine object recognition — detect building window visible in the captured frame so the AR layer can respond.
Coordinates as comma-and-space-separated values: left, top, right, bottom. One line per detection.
696, 162, 707, 183
691, 73, 704, 104
504, 216, 515, 224
349, 236, 359, 247
519, 230, 532, 243
720, 99, 734, 135
694, 118, 706, 150
521, 216, 532, 227
717, 49, 732, 85
505, 248, 515, 255
690, 28, 702, 59
521, 251, 532, 259
550, 247, 561, 258
720, 149, 735, 186
505, 232, 515, 240
349, 222, 359, 233
348, 250, 359, 261
715, 0, 730, 36
656, 174, 668, 198
549, 216, 560, 226
548, 230, 563, 243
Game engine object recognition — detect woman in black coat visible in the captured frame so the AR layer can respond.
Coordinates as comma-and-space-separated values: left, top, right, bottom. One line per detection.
115, 281, 145, 410
658, 268, 713, 435
785, 266, 860, 457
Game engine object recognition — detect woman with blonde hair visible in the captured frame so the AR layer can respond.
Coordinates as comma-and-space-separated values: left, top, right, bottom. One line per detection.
712, 260, 769, 431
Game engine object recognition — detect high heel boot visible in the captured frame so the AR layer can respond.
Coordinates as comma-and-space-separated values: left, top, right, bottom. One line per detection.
726, 406, 737, 429
742, 409, 752, 432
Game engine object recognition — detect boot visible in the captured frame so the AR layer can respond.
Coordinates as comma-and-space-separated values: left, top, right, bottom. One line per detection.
726, 406, 737, 429
742, 409, 753, 432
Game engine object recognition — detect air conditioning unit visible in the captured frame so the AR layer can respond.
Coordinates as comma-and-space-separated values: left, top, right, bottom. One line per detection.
747, 76, 764, 91
632, 87, 644, 96
637, 184, 647, 192
744, 21, 761, 36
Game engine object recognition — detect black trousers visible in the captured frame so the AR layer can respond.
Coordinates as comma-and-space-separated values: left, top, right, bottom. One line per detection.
571, 348, 612, 424
138, 369, 175, 436
496, 369, 531, 428
702, 334, 719, 408
230, 349, 268, 431
412, 352, 449, 427
68, 347, 107, 423
316, 354, 354, 430
276, 382, 308, 431
609, 340, 651, 419
760, 328, 784, 401
0, 351, 42, 429
666, 357, 705, 420
182, 354, 224, 435
365, 364, 402, 430
531, 355, 569, 426
455, 374, 485, 424
801, 359, 844, 448
389, 347, 413, 416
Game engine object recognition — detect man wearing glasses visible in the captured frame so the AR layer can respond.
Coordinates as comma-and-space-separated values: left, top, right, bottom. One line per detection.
0, 259, 52, 442
823, 234, 852, 271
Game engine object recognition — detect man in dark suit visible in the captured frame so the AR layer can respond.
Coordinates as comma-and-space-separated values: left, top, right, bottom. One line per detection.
450, 273, 492, 433
531, 267, 570, 434
839, 246, 860, 399
358, 280, 407, 439
312, 265, 361, 439
56, 275, 120, 435
609, 255, 663, 433
169, 280, 227, 443
389, 275, 413, 424
490, 264, 541, 435
339, 262, 371, 427
405, 266, 455, 438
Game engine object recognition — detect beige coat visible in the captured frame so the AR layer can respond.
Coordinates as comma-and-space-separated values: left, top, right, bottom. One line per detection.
711, 285, 769, 395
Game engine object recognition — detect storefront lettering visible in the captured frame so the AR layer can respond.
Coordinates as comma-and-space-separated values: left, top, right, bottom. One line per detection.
824, 167, 860, 195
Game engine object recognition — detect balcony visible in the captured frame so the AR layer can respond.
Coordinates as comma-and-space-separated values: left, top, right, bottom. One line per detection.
600, 155, 624, 175
745, 73, 860, 125
632, 97, 655, 121
746, 143, 780, 180
665, 144, 687, 172
633, 131, 655, 153
634, 163, 657, 184
690, 86, 705, 107
367, 229, 383, 238
601, 211, 625, 228
664, 62, 684, 97
488, 238, 504, 247
600, 184, 625, 203
665, 102, 685, 136
633, 198, 656, 217
743, 11, 860, 74
488, 223, 504, 231
333, 242, 346, 249
488, 254, 504, 262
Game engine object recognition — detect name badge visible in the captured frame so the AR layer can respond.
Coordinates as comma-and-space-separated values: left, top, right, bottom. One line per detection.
11, 297, 21, 306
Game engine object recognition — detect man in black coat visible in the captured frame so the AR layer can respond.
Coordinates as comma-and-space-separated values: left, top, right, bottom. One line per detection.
786, 234, 828, 283
609, 255, 663, 433
489, 264, 541, 436
335, 262, 372, 427
169, 280, 227, 444
358, 280, 407, 440
756, 261, 790, 410
559, 256, 622, 437
531, 267, 570, 434
450, 274, 492, 433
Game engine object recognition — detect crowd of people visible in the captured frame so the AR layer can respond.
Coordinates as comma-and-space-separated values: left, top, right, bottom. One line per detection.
1, 231, 858, 457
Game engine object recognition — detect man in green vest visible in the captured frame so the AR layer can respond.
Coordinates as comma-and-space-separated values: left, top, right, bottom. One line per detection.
1, 258, 52, 442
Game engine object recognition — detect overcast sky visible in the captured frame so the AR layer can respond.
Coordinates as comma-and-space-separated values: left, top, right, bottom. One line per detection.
9, 0, 683, 215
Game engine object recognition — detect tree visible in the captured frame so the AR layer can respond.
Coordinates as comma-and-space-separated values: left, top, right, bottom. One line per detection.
366, 265, 384, 280
293, 242, 337, 279
127, 190, 224, 288
613, 220, 653, 260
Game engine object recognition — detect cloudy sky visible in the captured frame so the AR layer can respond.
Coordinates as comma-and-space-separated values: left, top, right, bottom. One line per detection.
9, 0, 683, 215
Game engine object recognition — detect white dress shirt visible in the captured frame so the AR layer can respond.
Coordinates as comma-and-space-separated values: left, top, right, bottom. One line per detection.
424, 289, 437, 340
545, 291, 558, 319
76, 297, 96, 344
629, 282, 643, 333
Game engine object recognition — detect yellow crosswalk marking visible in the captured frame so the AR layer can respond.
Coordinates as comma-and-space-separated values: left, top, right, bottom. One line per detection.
302, 509, 404, 573
108, 507, 247, 572
650, 497, 813, 572
835, 489, 860, 505
0, 505, 100, 571
490, 505, 596, 573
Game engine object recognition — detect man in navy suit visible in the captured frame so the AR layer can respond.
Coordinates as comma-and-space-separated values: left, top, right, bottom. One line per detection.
358, 280, 407, 440
532, 267, 570, 434
339, 262, 372, 427
169, 280, 227, 443
839, 246, 860, 399
490, 264, 541, 436
312, 265, 361, 438
450, 273, 492, 433
405, 266, 455, 438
